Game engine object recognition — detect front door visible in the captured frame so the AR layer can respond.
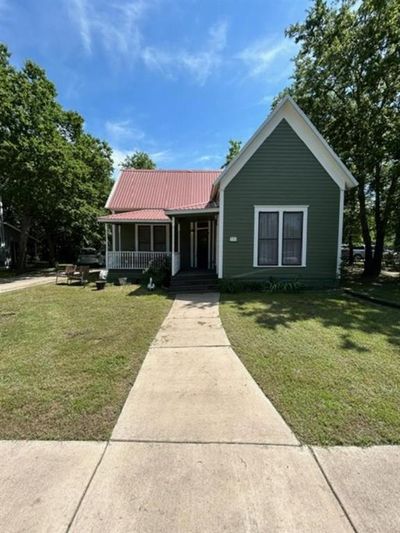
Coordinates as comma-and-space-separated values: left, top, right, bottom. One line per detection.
197, 228, 208, 269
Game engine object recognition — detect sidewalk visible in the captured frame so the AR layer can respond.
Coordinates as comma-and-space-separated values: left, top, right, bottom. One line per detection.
69, 293, 351, 532
1, 293, 399, 532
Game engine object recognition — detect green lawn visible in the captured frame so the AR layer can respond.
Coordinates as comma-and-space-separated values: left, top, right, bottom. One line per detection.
0, 283, 172, 440
220, 291, 400, 446
343, 272, 400, 305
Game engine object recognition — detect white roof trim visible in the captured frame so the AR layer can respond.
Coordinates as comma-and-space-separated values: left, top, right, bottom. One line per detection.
105, 172, 121, 209
214, 95, 358, 192
98, 216, 170, 223
165, 207, 219, 216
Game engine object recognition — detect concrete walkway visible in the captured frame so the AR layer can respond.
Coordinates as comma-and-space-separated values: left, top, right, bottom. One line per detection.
1, 293, 400, 532
0, 275, 54, 293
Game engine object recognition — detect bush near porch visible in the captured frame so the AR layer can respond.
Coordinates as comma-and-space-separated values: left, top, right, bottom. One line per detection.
220, 291, 400, 446
0, 284, 172, 440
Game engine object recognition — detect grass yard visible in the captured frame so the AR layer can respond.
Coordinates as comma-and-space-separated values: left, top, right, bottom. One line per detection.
220, 291, 400, 446
0, 283, 172, 440
344, 272, 400, 305
348, 277, 400, 305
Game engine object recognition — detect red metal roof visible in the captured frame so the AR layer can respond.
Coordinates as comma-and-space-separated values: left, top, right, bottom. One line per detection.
98, 209, 169, 222
165, 201, 218, 212
106, 170, 221, 211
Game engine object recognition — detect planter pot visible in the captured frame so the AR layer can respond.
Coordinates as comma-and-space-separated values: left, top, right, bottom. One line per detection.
96, 280, 106, 290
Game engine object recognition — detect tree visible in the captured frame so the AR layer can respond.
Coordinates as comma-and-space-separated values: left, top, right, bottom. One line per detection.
0, 44, 113, 270
277, 0, 400, 277
120, 151, 156, 169
221, 140, 242, 168
41, 131, 113, 263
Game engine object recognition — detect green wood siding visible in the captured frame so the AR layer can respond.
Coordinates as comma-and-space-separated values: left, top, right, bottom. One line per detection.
222, 119, 340, 286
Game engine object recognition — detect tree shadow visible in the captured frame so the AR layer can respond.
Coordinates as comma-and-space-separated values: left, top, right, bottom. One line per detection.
224, 291, 400, 350
126, 285, 173, 300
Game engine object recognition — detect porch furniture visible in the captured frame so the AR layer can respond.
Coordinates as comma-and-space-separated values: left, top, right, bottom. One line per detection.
56, 264, 76, 284
67, 266, 90, 286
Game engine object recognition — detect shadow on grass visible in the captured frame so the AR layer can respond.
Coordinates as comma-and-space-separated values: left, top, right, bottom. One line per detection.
126, 285, 173, 299
223, 290, 400, 350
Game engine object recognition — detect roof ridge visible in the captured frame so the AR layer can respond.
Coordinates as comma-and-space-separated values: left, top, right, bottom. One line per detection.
121, 169, 221, 173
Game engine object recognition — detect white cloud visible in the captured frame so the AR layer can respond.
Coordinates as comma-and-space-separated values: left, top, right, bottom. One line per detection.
67, 2, 228, 84
111, 147, 130, 173
67, 0, 156, 60
238, 37, 296, 77
69, 0, 92, 53
149, 150, 172, 165
105, 120, 145, 143
195, 154, 222, 163
142, 20, 228, 85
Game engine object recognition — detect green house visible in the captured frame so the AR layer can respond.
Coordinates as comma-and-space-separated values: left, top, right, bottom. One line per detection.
99, 97, 357, 288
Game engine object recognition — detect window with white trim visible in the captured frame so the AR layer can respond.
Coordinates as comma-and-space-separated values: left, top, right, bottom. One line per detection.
136, 225, 168, 252
253, 206, 308, 267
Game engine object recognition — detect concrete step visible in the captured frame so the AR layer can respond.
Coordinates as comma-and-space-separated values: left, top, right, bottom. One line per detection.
171, 278, 218, 287
169, 284, 219, 293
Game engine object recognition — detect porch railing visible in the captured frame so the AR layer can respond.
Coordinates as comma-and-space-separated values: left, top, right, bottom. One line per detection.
107, 251, 171, 270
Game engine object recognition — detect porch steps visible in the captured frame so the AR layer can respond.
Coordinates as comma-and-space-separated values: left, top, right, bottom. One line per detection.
169, 271, 219, 293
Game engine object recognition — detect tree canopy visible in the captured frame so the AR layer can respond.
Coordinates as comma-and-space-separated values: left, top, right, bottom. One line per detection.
276, 0, 400, 276
221, 140, 242, 168
0, 44, 113, 270
120, 151, 156, 170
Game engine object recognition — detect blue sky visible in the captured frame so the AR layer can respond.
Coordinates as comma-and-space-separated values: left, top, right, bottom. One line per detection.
0, 0, 310, 171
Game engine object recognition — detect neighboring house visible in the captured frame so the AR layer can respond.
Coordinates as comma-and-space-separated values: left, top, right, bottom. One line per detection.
99, 97, 358, 287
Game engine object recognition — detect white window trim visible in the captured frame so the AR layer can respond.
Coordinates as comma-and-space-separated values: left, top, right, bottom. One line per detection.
135, 224, 169, 252
253, 205, 308, 268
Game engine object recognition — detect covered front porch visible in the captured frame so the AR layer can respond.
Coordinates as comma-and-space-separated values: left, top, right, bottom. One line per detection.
99, 207, 219, 277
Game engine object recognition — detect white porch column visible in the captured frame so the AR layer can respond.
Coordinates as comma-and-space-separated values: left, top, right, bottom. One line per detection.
215, 216, 219, 273
112, 224, 116, 251
105, 223, 109, 269
171, 216, 175, 276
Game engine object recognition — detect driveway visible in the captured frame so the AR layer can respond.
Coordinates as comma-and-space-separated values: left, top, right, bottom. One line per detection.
0, 274, 54, 293
1, 292, 399, 532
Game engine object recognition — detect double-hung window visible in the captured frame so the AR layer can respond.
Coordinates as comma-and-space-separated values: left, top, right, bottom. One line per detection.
136, 225, 168, 252
254, 206, 308, 267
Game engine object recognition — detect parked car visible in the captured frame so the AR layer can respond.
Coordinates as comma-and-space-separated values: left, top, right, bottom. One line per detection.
341, 245, 366, 262
77, 248, 105, 267
342, 244, 397, 265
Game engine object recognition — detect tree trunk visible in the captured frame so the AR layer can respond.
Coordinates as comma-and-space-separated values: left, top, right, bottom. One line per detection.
357, 183, 375, 277
47, 234, 57, 267
348, 234, 354, 266
16, 214, 32, 274
395, 215, 400, 252
371, 227, 385, 277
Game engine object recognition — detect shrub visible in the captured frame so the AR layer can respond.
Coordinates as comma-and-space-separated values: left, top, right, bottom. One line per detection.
218, 277, 305, 293
142, 257, 171, 288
